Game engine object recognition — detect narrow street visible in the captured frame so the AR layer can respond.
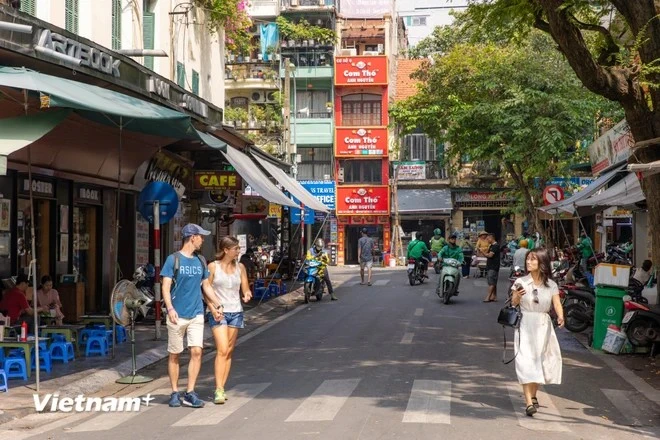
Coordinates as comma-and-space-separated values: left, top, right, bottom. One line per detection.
7, 267, 659, 440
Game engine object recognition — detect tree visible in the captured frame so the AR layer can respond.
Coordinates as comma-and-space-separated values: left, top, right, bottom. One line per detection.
391, 33, 620, 239
463, 0, 660, 301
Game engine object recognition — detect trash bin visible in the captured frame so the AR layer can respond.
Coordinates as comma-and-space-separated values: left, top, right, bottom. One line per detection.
592, 286, 627, 350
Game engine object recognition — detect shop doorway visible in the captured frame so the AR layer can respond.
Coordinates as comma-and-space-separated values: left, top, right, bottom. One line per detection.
17, 198, 54, 279
463, 210, 503, 241
73, 206, 102, 312
345, 225, 382, 265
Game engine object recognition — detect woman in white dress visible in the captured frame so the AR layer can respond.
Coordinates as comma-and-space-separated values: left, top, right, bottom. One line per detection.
511, 248, 564, 416
208, 236, 253, 404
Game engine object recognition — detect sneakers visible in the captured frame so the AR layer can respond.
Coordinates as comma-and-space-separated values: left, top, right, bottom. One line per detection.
330, 294, 339, 301
214, 388, 226, 404
168, 392, 182, 407
182, 391, 205, 408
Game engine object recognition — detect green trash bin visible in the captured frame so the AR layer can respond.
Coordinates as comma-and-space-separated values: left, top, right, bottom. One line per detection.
592, 286, 627, 350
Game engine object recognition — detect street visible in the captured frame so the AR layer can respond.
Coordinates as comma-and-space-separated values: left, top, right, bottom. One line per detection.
7, 267, 660, 440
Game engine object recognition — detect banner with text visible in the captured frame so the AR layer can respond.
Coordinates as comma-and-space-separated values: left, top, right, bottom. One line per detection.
335, 56, 388, 86
336, 186, 389, 215
335, 127, 387, 157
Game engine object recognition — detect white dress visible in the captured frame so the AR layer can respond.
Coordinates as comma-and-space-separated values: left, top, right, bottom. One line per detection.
514, 275, 562, 385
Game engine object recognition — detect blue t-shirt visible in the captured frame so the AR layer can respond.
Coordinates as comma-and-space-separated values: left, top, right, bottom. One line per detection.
160, 252, 209, 319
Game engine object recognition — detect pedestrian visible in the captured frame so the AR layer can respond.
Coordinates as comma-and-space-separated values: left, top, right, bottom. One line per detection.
483, 232, 501, 302
576, 230, 594, 274
358, 228, 375, 286
476, 231, 490, 257
512, 239, 530, 272
306, 238, 338, 300
161, 223, 224, 409
510, 248, 564, 417
208, 236, 253, 404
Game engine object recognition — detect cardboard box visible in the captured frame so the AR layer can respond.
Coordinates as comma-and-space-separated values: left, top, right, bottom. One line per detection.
594, 263, 631, 288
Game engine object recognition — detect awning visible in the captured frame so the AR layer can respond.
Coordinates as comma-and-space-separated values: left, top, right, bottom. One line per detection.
0, 109, 70, 156
251, 153, 329, 213
221, 145, 298, 208
574, 172, 645, 214
195, 130, 227, 151
395, 188, 452, 214
540, 164, 626, 214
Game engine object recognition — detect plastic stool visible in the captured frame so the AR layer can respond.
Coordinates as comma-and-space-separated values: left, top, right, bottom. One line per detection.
254, 279, 265, 288
268, 284, 280, 297
79, 328, 95, 348
253, 287, 269, 300
0, 369, 7, 391
91, 329, 113, 349
49, 341, 75, 363
4, 357, 28, 381
85, 336, 109, 357
115, 326, 127, 344
30, 347, 52, 373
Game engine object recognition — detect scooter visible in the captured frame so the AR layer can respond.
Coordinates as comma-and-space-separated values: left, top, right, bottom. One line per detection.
132, 264, 165, 323
302, 259, 325, 303
436, 258, 461, 304
622, 298, 660, 353
563, 284, 595, 333
431, 251, 442, 274
407, 257, 427, 286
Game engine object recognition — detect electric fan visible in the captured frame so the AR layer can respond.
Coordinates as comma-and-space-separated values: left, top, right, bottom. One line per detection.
110, 279, 154, 384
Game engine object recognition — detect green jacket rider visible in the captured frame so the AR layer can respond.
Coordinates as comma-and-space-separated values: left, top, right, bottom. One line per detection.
407, 235, 430, 259
429, 228, 446, 253
439, 236, 465, 264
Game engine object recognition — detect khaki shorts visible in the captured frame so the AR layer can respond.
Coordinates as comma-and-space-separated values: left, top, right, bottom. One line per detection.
360, 260, 373, 269
166, 314, 204, 354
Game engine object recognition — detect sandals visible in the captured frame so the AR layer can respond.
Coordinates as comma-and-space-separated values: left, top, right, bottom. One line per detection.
525, 404, 537, 417
531, 397, 539, 408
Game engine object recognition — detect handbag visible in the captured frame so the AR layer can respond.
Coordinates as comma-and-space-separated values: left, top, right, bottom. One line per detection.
497, 298, 522, 364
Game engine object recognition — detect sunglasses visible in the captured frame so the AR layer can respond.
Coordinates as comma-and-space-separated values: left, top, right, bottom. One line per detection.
532, 289, 539, 304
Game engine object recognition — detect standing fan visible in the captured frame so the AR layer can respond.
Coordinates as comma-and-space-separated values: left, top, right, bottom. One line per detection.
111, 279, 154, 384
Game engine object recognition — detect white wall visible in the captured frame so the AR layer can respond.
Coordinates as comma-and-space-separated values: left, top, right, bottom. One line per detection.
397, 0, 469, 48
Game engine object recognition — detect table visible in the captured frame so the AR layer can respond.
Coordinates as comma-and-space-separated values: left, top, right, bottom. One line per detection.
39, 325, 85, 355
0, 337, 49, 378
80, 315, 113, 328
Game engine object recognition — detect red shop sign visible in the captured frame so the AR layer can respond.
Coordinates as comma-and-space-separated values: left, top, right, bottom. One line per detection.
334, 55, 388, 86
335, 127, 387, 157
336, 186, 390, 216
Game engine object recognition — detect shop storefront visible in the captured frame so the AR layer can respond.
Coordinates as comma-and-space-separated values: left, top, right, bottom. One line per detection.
452, 190, 517, 243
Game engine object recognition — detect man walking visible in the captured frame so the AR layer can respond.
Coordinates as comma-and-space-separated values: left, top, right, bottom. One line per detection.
483, 232, 501, 302
161, 223, 224, 408
358, 228, 375, 286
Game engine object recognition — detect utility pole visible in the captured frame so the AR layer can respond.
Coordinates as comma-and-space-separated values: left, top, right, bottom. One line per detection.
392, 166, 403, 265
283, 58, 291, 161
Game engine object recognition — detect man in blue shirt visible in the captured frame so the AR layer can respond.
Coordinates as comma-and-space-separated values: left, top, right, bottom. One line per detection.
162, 223, 223, 408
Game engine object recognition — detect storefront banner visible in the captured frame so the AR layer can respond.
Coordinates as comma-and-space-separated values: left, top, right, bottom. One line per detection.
393, 161, 426, 180
193, 171, 241, 191
135, 150, 193, 198
340, 0, 392, 19
454, 191, 512, 203
588, 119, 633, 175
538, 176, 595, 195
335, 127, 387, 156
604, 206, 632, 218
268, 203, 282, 219
335, 56, 388, 86
336, 186, 389, 215
241, 196, 269, 215
299, 180, 336, 209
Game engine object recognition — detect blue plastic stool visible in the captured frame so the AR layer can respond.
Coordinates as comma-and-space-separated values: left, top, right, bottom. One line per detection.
253, 287, 269, 300
30, 347, 52, 373
268, 284, 280, 297
4, 357, 28, 381
49, 341, 75, 363
281, 283, 287, 294
0, 369, 7, 391
115, 326, 127, 344
90, 329, 113, 349
85, 336, 108, 357
79, 328, 95, 348
254, 279, 265, 288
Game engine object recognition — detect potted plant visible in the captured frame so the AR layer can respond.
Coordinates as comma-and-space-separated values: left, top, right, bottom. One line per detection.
257, 53, 263, 61
326, 101, 333, 112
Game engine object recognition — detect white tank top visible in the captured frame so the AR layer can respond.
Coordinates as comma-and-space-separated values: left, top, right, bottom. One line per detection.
211, 261, 243, 313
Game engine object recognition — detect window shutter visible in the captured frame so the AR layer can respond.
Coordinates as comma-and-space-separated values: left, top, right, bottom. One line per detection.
177, 62, 186, 88
112, 0, 122, 50
191, 70, 199, 95
65, 0, 79, 34
20, 0, 36, 15
143, 11, 155, 70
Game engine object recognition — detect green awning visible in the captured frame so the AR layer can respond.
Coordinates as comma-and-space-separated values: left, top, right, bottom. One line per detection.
195, 130, 227, 151
0, 109, 70, 156
0, 66, 199, 140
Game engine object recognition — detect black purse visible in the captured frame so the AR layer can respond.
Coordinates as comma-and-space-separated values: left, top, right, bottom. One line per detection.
497, 298, 522, 364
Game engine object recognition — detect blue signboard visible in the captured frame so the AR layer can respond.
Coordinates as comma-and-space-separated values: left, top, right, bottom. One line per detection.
289, 195, 315, 225
535, 177, 595, 195
299, 180, 336, 210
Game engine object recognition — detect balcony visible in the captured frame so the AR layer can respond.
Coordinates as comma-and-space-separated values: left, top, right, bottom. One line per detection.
225, 63, 279, 90
292, 117, 334, 145
280, 49, 334, 79
281, 0, 335, 10
248, 0, 280, 18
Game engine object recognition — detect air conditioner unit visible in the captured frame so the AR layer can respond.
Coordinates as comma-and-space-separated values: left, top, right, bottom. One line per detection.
265, 91, 278, 103
250, 91, 266, 103
339, 48, 357, 56
363, 51, 379, 56
337, 167, 344, 183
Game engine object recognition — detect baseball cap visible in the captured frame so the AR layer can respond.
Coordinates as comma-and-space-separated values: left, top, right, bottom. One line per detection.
182, 223, 211, 238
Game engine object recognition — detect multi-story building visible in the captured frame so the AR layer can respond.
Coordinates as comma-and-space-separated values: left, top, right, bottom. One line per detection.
396, 0, 469, 49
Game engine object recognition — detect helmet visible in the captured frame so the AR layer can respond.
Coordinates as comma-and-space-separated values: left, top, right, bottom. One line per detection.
433, 228, 441, 236
314, 238, 325, 251
519, 239, 528, 249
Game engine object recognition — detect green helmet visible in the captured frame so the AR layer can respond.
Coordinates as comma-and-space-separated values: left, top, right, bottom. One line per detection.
433, 228, 442, 236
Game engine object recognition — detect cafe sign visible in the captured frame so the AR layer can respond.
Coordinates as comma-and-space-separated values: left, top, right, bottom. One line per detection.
336, 186, 389, 215
335, 127, 387, 157
193, 171, 241, 191
334, 56, 388, 86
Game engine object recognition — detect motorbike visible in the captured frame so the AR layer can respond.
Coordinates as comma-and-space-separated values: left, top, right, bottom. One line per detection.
606, 243, 632, 266
562, 284, 595, 333
302, 259, 325, 303
431, 251, 442, 274
407, 257, 427, 286
132, 264, 164, 322
500, 240, 517, 268
622, 298, 660, 351
436, 258, 461, 304
508, 266, 526, 291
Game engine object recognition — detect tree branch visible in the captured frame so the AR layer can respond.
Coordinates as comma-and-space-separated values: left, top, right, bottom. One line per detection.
568, 13, 620, 66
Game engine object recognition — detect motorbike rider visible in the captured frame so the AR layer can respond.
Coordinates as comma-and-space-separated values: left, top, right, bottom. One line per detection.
438, 234, 464, 291
305, 238, 338, 301
407, 233, 431, 278
429, 228, 446, 254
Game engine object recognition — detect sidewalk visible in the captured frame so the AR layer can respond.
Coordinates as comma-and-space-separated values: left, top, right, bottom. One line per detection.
0, 284, 304, 425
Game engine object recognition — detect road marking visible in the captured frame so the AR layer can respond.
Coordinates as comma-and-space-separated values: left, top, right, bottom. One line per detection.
402, 380, 451, 424
414, 308, 424, 317
400, 332, 414, 344
68, 395, 163, 432
173, 383, 271, 427
507, 384, 569, 431
601, 389, 645, 427
373, 279, 389, 286
286, 379, 361, 422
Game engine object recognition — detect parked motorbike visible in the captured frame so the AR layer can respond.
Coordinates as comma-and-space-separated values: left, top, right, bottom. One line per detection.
500, 240, 517, 268
431, 251, 442, 274
436, 258, 461, 304
407, 257, 427, 286
508, 266, 526, 291
622, 298, 660, 350
302, 259, 325, 303
132, 264, 164, 322
606, 243, 632, 266
563, 284, 595, 333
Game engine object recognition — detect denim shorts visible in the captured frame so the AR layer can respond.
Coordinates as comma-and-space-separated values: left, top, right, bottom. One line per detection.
207, 311, 245, 329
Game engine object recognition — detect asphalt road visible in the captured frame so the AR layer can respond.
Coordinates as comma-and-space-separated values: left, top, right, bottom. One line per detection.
8, 267, 660, 440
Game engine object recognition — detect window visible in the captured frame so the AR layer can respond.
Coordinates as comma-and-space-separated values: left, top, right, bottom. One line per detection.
297, 148, 332, 180
177, 62, 186, 88
112, 0, 122, 50
340, 159, 382, 184
19, 0, 35, 14
143, 8, 155, 70
341, 93, 382, 126
411, 16, 427, 26
65, 0, 79, 34
403, 134, 437, 161
191, 70, 200, 95
296, 90, 330, 119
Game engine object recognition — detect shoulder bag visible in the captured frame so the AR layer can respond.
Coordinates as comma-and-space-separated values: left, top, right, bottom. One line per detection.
497, 297, 522, 364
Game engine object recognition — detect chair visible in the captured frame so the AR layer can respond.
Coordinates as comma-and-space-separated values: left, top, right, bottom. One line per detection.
30, 346, 52, 373
49, 339, 75, 363
0, 368, 7, 391
1, 351, 28, 381
78, 328, 95, 348
85, 331, 109, 357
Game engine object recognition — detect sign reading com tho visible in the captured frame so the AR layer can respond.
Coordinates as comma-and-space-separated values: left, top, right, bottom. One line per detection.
334, 56, 388, 86
336, 186, 389, 215
335, 127, 387, 157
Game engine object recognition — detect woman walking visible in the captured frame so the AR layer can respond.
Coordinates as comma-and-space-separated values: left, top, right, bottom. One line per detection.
208, 236, 253, 404
510, 248, 564, 416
